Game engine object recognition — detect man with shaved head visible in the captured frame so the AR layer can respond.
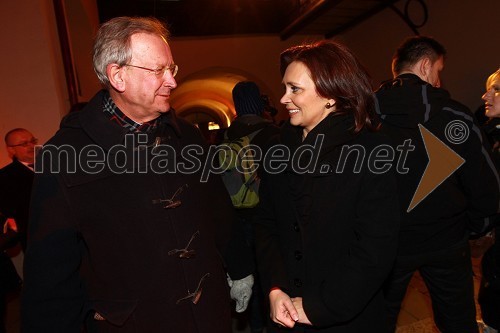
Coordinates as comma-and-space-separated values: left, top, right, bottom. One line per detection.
0, 128, 37, 333
0, 128, 37, 251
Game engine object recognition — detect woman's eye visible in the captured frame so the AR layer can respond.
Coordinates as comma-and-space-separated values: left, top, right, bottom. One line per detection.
291, 86, 300, 93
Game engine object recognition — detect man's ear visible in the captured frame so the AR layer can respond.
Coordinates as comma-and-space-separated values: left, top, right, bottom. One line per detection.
418, 57, 432, 82
107, 64, 126, 92
6, 147, 15, 159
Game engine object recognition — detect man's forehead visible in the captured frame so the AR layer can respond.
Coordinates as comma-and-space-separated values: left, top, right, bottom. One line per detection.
130, 32, 168, 46
8, 130, 32, 142
130, 33, 170, 58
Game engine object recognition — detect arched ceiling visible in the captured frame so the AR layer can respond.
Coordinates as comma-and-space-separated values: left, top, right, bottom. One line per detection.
170, 67, 259, 128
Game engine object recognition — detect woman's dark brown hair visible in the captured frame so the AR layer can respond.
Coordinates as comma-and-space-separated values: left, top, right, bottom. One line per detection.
280, 40, 377, 132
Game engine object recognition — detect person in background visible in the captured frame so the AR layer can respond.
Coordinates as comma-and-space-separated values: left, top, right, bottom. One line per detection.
376, 36, 499, 333
223, 80, 279, 333
21, 16, 252, 332
0, 212, 22, 333
0, 128, 36, 333
483, 69, 500, 118
481, 69, 500, 158
254, 40, 400, 332
0, 128, 37, 252
478, 68, 500, 333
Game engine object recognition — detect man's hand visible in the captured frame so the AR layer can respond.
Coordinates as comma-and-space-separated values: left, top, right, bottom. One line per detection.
269, 289, 299, 328
291, 297, 312, 325
227, 274, 254, 313
3, 218, 17, 233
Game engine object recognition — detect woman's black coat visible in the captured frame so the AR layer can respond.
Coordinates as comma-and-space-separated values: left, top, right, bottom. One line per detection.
255, 113, 400, 332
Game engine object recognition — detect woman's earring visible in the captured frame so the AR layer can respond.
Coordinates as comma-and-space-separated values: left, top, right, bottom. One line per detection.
326, 102, 335, 109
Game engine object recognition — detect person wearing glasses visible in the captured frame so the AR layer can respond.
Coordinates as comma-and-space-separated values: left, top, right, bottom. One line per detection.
21, 17, 253, 332
0, 128, 38, 252
0, 128, 36, 333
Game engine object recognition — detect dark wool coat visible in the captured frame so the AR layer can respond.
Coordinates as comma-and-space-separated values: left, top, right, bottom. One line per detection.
21, 90, 251, 333
0, 158, 34, 251
255, 113, 401, 333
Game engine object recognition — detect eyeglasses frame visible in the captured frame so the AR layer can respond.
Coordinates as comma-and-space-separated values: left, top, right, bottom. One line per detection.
8, 138, 38, 148
125, 63, 178, 78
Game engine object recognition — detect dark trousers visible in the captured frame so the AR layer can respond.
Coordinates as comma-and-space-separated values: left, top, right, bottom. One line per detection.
237, 209, 266, 333
0, 292, 5, 333
384, 242, 478, 333
0, 252, 21, 333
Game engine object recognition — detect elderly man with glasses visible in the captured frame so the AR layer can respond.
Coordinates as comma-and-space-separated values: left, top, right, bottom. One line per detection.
21, 17, 253, 333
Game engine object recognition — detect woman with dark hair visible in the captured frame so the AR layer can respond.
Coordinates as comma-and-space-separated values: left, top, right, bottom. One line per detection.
254, 40, 400, 332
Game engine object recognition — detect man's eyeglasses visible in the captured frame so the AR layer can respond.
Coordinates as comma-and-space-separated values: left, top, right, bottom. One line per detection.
8, 138, 38, 148
125, 63, 178, 78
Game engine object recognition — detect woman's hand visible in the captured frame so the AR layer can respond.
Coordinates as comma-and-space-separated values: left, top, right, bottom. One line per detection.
291, 297, 312, 325
269, 289, 299, 328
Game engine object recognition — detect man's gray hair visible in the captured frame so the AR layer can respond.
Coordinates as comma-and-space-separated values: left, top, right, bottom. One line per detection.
93, 16, 170, 87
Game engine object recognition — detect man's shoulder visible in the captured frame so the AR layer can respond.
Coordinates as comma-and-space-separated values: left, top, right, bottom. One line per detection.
174, 115, 199, 133
0, 161, 30, 187
430, 95, 476, 128
170, 114, 205, 144
0, 159, 28, 173
59, 110, 82, 129
45, 120, 87, 148
0, 161, 17, 177
440, 96, 471, 114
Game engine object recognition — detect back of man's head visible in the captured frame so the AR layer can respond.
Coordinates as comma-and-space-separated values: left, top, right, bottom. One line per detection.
392, 36, 446, 77
232, 81, 264, 117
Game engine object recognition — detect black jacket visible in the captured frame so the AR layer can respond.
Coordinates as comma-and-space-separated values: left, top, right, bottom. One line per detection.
22, 90, 251, 332
255, 113, 400, 332
375, 74, 500, 255
0, 158, 34, 251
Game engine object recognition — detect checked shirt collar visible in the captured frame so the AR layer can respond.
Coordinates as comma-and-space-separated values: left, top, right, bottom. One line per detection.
103, 92, 159, 133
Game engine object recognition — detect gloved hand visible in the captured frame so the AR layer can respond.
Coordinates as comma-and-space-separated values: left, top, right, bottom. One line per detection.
227, 274, 254, 313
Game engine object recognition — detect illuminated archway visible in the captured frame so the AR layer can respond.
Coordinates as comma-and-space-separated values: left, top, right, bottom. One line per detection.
170, 67, 272, 129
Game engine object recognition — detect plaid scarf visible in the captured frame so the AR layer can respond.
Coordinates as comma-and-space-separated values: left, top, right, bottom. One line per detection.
103, 92, 159, 133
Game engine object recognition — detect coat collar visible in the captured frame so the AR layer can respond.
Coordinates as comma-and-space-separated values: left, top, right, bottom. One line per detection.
279, 113, 360, 174
73, 90, 182, 152
375, 73, 451, 128
281, 113, 359, 153
11, 158, 34, 173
